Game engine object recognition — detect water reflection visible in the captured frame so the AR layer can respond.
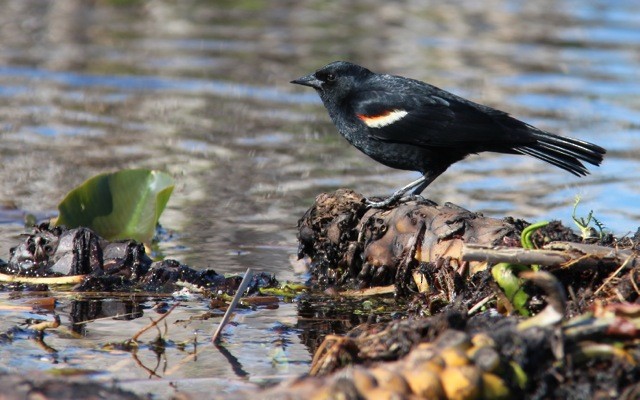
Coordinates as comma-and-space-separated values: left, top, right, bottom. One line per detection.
68, 298, 145, 335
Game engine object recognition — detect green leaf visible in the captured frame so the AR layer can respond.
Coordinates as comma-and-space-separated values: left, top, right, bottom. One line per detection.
492, 263, 531, 317
521, 221, 549, 271
55, 169, 174, 243
509, 361, 528, 390
520, 221, 549, 250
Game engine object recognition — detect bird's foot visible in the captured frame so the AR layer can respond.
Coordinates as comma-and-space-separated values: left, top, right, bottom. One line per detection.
365, 194, 436, 209
399, 194, 438, 206
365, 175, 438, 208
365, 196, 400, 209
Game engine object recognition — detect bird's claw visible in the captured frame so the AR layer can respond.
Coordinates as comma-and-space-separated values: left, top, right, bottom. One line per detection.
365, 194, 437, 209
364, 197, 398, 209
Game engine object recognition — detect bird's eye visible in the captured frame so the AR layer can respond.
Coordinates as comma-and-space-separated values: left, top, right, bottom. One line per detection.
326, 73, 336, 82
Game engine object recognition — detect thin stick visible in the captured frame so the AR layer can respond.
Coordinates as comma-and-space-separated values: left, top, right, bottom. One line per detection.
630, 269, 640, 296
462, 245, 570, 266
468, 294, 494, 315
594, 254, 634, 296
463, 242, 639, 271
211, 268, 253, 344
132, 302, 180, 342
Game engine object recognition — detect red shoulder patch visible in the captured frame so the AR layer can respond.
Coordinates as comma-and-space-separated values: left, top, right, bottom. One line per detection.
356, 109, 408, 128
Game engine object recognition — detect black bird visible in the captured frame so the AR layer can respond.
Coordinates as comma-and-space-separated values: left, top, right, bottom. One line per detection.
291, 61, 606, 208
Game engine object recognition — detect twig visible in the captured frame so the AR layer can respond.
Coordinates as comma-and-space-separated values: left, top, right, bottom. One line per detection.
463, 245, 570, 266
132, 302, 180, 342
594, 254, 634, 296
462, 242, 638, 270
468, 294, 494, 315
211, 268, 253, 344
630, 269, 640, 296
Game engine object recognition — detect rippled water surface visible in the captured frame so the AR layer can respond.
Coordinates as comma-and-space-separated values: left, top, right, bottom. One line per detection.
0, 0, 639, 396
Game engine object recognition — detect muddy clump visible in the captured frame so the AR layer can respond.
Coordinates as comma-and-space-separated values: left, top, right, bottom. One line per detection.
298, 190, 519, 290
0, 223, 274, 294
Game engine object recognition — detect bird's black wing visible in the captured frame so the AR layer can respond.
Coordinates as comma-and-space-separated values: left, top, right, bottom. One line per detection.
350, 82, 604, 176
351, 89, 535, 149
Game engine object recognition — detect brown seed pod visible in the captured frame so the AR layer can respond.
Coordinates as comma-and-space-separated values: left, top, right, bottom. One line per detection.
439, 365, 482, 400
440, 347, 471, 368
471, 333, 495, 349
416, 356, 446, 375
369, 367, 411, 394
404, 368, 445, 399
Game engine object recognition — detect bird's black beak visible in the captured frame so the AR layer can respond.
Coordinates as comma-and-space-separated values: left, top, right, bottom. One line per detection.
291, 73, 323, 90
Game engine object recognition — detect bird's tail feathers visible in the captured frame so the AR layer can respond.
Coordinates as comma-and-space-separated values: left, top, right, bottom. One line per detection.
515, 132, 605, 176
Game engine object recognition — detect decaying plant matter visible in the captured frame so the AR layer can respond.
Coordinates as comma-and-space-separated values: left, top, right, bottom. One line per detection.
0, 223, 276, 294
284, 189, 640, 399
298, 189, 520, 291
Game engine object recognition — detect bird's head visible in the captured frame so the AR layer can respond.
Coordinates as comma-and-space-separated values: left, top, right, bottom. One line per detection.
291, 61, 372, 106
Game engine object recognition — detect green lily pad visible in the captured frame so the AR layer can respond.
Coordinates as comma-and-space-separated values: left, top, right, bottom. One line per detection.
55, 169, 174, 244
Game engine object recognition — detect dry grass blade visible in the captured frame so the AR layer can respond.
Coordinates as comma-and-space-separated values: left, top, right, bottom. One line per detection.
211, 267, 253, 344
339, 285, 395, 297
0, 272, 86, 285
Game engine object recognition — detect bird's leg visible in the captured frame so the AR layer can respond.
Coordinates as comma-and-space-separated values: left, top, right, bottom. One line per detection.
410, 175, 434, 195
365, 169, 445, 209
394, 173, 439, 205
365, 176, 427, 208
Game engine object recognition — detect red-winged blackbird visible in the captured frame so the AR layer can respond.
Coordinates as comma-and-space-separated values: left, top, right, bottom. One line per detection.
291, 61, 606, 208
